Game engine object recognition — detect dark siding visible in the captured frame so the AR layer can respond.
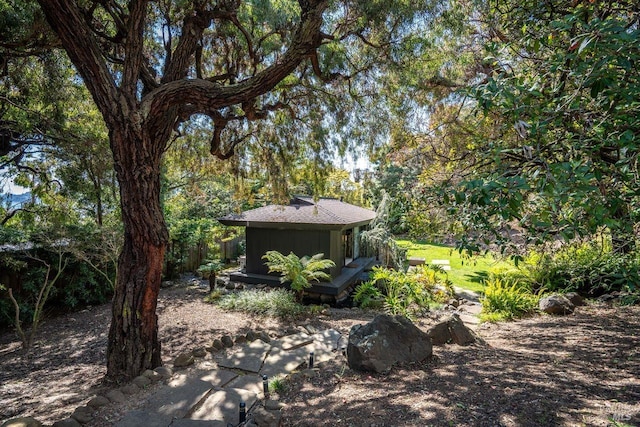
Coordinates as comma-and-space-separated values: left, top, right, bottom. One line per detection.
329, 230, 343, 277
246, 227, 333, 276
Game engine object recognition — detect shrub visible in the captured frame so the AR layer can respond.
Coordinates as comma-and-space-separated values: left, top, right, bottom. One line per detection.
505, 242, 640, 298
213, 289, 306, 318
355, 265, 454, 318
480, 277, 540, 322
353, 280, 383, 309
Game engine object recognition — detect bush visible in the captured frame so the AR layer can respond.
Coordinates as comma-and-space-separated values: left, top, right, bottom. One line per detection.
354, 265, 454, 318
480, 277, 540, 322
506, 242, 640, 298
213, 289, 306, 318
545, 244, 640, 296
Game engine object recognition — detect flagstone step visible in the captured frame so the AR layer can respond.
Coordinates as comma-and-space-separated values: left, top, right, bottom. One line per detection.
189, 388, 258, 423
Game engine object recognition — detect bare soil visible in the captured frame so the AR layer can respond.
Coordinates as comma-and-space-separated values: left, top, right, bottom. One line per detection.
1, 279, 639, 427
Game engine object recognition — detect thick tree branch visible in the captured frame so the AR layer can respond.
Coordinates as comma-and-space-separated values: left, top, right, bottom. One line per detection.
144, 0, 328, 121
37, 0, 119, 125
122, 0, 149, 97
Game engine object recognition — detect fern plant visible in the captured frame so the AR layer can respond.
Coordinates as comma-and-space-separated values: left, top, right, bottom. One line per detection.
262, 251, 336, 300
353, 280, 383, 309
480, 277, 540, 322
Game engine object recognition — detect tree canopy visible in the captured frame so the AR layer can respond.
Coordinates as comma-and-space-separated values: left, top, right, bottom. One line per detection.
2, 0, 456, 381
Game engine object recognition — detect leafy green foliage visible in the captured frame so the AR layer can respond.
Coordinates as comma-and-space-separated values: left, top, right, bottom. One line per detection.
262, 251, 336, 298
514, 241, 640, 297
213, 289, 306, 318
360, 193, 407, 269
443, 1, 640, 253
356, 265, 453, 318
480, 277, 540, 322
197, 259, 224, 276
352, 280, 383, 309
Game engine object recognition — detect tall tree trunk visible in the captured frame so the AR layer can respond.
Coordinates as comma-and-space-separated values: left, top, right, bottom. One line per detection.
106, 126, 168, 382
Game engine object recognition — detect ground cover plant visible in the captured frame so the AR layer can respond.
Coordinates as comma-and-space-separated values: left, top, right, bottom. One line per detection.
479, 276, 540, 322
209, 288, 307, 318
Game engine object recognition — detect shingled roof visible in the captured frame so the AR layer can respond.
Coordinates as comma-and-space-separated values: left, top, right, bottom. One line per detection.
218, 196, 376, 230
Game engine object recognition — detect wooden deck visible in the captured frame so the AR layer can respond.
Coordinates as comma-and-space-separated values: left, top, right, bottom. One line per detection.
229, 256, 376, 297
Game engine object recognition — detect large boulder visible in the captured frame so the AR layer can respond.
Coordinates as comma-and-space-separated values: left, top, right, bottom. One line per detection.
426, 314, 479, 346
347, 314, 432, 373
539, 294, 574, 315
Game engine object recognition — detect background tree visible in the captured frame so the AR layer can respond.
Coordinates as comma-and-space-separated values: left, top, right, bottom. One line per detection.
5, 0, 451, 381
441, 1, 640, 254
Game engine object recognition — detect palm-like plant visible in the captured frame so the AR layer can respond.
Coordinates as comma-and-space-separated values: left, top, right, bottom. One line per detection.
262, 251, 336, 300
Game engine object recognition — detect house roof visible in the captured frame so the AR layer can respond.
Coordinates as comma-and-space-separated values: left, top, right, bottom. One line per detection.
218, 196, 376, 230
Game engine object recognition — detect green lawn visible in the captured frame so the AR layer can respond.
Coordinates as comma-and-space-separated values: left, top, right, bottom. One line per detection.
395, 239, 513, 293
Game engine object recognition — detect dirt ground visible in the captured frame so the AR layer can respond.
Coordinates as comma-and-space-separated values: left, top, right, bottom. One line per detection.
1, 279, 639, 427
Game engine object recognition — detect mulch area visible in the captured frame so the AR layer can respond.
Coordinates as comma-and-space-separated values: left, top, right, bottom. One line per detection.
1, 282, 639, 427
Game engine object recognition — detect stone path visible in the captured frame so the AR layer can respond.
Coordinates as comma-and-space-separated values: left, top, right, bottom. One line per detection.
115, 328, 342, 427
115, 292, 482, 427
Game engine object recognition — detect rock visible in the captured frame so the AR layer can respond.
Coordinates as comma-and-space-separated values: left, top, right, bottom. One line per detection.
143, 369, 162, 383
225, 281, 236, 290
565, 292, 585, 306
346, 314, 433, 373
70, 406, 94, 424
192, 347, 207, 358
154, 366, 173, 379
246, 330, 258, 342
447, 298, 460, 308
86, 395, 110, 409
426, 314, 478, 346
264, 399, 285, 411
1, 417, 43, 427
105, 389, 126, 404
258, 331, 271, 343
51, 418, 81, 427
221, 335, 234, 348
285, 327, 298, 335
598, 293, 616, 303
539, 294, 574, 315
132, 375, 152, 388
234, 334, 247, 345
303, 324, 319, 334
235, 282, 245, 290
120, 383, 139, 395
173, 352, 195, 368
252, 406, 280, 427
208, 339, 224, 352
215, 276, 227, 288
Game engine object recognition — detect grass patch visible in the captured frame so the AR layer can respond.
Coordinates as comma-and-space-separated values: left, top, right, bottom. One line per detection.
268, 376, 288, 394
395, 239, 512, 293
212, 288, 306, 318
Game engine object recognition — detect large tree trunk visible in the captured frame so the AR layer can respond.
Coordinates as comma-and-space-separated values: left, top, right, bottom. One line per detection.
106, 126, 168, 382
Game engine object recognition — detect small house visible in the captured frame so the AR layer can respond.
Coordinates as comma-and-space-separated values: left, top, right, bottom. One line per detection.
218, 196, 377, 299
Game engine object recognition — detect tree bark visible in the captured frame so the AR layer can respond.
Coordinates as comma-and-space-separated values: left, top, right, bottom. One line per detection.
106, 126, 168, 381
36, 0, 329, 382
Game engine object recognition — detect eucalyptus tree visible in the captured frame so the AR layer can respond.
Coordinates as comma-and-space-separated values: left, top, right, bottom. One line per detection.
17, 0, 453, 381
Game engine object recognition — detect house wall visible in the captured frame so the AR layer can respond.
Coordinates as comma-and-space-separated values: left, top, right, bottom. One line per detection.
246, 227, 338, 277
329, 230, 343, 277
